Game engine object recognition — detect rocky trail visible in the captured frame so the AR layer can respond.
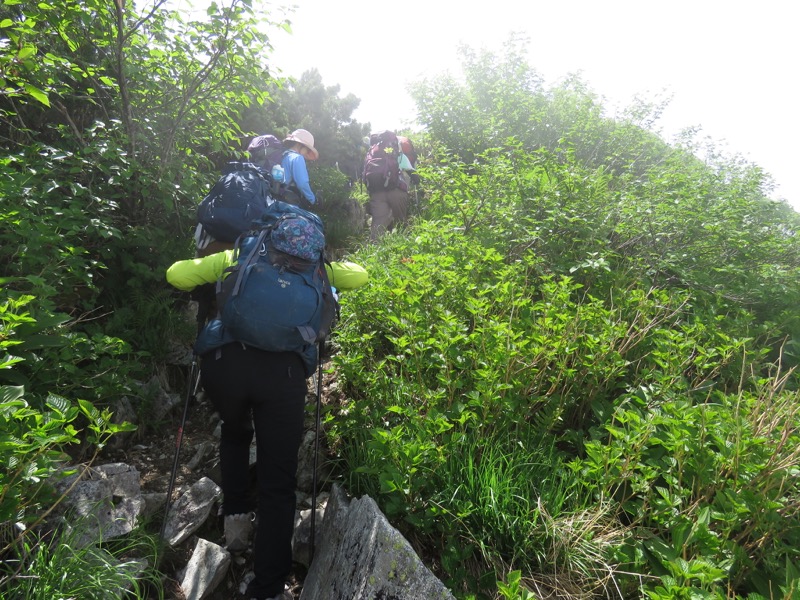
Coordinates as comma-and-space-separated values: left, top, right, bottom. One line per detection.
99, 364, 343, 599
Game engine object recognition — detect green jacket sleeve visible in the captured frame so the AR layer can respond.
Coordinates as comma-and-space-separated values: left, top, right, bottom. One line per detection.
166, 250, 235, 291
167, 251, 367, 292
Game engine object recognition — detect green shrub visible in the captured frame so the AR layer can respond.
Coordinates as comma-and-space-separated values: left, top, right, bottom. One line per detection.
573, 377, 800, 597
328, 144, 800, 597
0, 295, 135, 535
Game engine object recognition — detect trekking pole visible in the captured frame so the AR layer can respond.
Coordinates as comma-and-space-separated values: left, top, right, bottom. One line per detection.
309, 341, 324, 563
159, 354, 201, 544
159, 292, 211, 545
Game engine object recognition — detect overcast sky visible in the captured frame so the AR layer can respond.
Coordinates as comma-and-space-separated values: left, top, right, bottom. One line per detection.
267, 0, 797, 210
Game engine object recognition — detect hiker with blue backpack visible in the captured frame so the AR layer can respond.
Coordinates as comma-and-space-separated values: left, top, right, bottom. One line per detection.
194, 129, 319, 257
167, 200, 367, 600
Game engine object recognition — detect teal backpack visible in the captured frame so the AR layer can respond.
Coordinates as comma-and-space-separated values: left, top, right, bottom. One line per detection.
195, 201, 337, 376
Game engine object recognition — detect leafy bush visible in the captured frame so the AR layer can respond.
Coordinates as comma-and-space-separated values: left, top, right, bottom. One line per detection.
0, 295, 134, 549
3, 4, 800, 598
328, 132, 800, 597
574, 377, 800, 597
311, 165, 367, 249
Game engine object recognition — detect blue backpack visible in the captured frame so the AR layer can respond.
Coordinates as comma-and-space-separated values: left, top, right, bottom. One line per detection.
195, 201, 337, 375
196, 162, 273, 243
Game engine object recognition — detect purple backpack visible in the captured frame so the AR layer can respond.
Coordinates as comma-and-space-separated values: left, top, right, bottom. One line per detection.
362, 130, 404, 192
247, 134, 284, 171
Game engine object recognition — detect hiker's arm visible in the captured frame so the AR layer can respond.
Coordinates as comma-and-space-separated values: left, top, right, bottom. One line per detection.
166, 250, 235, 291
326, 261, 368, 290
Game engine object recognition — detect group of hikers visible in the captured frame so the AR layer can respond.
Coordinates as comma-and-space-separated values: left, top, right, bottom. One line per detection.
164, 127, 415, 600
237, 127, 418, 240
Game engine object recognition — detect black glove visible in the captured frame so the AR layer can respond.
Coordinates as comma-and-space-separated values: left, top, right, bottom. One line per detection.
410, 172, 420, 186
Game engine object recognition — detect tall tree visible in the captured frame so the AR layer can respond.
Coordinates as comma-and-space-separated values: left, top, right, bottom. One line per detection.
0, 0, 289, 356
241, 68, 369, 181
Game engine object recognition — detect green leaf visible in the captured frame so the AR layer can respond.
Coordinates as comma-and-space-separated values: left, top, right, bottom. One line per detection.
23, 84, 50, 106
17, 45, 36, 60
18, 334, 67, 350
1, 385, 25, 403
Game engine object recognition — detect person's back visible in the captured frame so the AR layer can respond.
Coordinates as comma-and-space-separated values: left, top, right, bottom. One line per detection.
247, 134, 284, 172
363, 130, 412, 240
166, 202, 367, 600
398, 135, 417, 168
398, 150, 416, 190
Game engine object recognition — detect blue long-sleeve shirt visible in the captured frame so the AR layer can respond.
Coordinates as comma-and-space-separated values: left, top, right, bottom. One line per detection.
281, 150, 316, 204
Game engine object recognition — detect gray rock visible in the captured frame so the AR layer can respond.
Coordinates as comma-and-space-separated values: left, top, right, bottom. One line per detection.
293, 506, 326, 567
141, 491, 168, 519
296, 429, 331, 493
50, 463, 143, 547
180, 537, 231, 600
107, 395, 139, 450
186, 440, 216, 470
163, 476, 221, 546
300, 484, 455, 600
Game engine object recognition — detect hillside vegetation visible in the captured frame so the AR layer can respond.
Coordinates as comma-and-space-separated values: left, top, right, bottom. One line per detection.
1, 2, 799, 599
328, 40, 800, 600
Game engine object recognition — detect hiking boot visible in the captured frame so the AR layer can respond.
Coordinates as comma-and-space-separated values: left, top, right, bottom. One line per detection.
224, 512, 254, 552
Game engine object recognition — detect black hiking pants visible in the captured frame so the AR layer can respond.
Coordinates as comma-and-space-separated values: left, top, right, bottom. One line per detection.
201, 342, 307, 599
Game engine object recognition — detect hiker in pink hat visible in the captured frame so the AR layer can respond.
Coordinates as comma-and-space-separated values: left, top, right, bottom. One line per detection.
280, 129, 319, 208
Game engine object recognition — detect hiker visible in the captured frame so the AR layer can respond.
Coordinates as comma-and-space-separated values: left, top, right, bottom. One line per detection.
280, 128, 319, 209
194, 139, 280, 258
166, 236, 367, 600
362, 130, 417, 240
396, 135, 420, 191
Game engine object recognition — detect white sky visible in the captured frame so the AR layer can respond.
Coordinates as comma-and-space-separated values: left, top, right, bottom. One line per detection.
268, 0, 798, 210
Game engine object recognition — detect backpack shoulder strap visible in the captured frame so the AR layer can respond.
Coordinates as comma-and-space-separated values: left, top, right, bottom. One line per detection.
232, 229, 270, 296
216, 228, 271, 309
281, 150, 296, 186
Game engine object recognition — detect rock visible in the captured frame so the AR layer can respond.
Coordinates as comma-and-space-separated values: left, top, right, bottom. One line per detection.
163, 476, 221, 547
107, 395, 139, 450
186, 440, 216, 470
141, 491, 168, 519
50, 462, 143, 548
292, 505, 326, 567
296, 430, 331, 494
300, 484, 455, 600
180, 537, 231, 600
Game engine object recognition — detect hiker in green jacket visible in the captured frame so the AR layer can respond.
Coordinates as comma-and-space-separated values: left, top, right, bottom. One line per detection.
166, 251, 367, 600
168, 253, 367, 296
